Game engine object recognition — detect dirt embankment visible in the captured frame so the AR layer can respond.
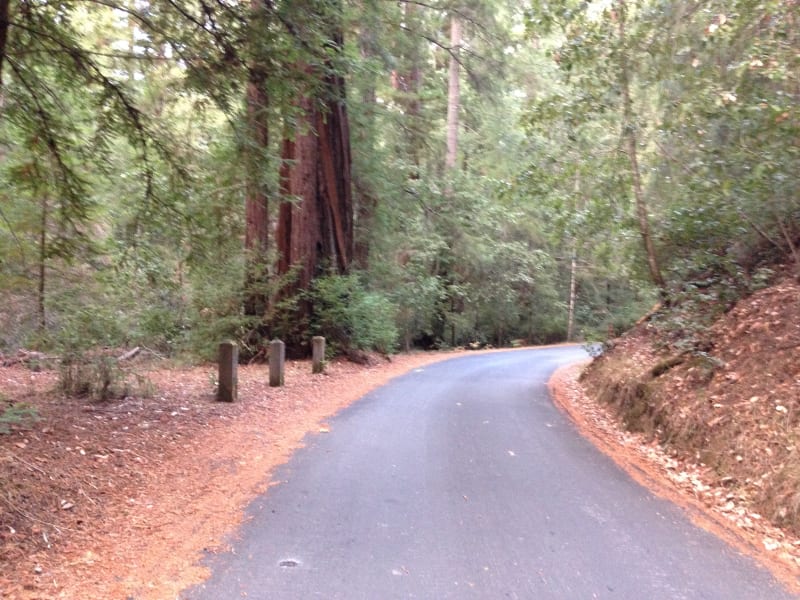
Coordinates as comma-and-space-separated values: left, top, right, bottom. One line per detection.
554, 276, 800, 590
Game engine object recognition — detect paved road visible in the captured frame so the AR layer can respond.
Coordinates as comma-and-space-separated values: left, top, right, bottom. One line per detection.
184, 347, 797, 600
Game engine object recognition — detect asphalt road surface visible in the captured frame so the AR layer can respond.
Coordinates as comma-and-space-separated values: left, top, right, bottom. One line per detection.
184, 347, 797, 600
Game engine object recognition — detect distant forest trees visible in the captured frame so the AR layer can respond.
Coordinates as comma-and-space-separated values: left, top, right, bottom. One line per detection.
0, 0, 796, 359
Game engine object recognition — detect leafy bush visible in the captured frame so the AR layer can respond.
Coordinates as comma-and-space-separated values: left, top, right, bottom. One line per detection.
306, 273, 398, 356
184, 268, 256, 361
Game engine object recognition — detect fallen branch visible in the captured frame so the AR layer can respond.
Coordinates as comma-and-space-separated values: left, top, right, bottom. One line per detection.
635, 302, 663, 326
648, 352, 689, 379
6, 452, 48, 476
1, 349, 59, 368
140, 345, 167, 360
117, 347, 141, 362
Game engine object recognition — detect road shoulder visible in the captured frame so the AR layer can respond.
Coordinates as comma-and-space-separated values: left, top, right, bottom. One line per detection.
548, 361, 800, 595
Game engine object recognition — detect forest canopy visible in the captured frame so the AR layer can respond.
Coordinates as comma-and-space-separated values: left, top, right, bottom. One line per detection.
0, 0, 796, 360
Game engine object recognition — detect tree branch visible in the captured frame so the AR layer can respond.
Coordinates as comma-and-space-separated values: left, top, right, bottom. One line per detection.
0, 204, 28, 269
0, 0, 9, 85
737, 210, 781, 249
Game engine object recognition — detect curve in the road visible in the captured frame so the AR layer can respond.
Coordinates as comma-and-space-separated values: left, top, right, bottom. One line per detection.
184, 347, 797, 600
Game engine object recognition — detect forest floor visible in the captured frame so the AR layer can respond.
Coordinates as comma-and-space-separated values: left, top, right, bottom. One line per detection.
1, 275, 799, 598
0, 350, 481, 599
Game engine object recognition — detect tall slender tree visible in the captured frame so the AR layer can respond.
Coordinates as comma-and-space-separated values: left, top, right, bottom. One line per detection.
445, 15, 462, 173
242, 0, 272, 318
615, 0, 665, 291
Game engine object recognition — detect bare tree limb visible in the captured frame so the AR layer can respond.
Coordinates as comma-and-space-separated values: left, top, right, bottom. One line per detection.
737, 210, 782, 249
118, 347, 141, 362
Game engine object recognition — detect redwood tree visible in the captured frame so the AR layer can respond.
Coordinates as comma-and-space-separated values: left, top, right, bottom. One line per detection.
243, 60, 271, 318
277, 69, 353, 289
275, 17, 354, 352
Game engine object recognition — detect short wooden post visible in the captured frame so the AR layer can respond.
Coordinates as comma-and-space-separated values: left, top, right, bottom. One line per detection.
312, 336, 326, 374
218, 341, 238, 402
269, 339, 285, 387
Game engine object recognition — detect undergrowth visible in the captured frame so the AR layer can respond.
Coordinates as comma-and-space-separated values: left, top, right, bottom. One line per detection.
0, 401, 40, 433
59, 354, 155, 401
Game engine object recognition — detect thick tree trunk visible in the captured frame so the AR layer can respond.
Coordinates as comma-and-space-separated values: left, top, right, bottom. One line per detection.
318, 68, 354, 274
445, 15, 461, 172
277, 96, 321, 291
617, 0, 665, 291
242, 0, 276, 321
272, 3, 353, 355
275, 72, 354, 356
243, 62, 270, 317
276, 58, 353, 293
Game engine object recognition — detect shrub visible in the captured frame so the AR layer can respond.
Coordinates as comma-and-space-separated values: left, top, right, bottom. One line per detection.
59, 352, 154, 401
0, 402, 39, 434
306, 273, 398, 356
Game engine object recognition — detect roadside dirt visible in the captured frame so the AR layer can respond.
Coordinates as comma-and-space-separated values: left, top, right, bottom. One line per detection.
0, 350, 477, 599
549, 276, 800, 594
549, 362, 800, 594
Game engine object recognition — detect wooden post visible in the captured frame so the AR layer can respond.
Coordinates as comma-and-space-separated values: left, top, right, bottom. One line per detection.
269, 339, 285, 387
312, 336, 326, 374
218, 341, 238, 402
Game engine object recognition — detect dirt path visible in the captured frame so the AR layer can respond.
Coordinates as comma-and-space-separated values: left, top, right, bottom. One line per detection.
2, 350, 482, 599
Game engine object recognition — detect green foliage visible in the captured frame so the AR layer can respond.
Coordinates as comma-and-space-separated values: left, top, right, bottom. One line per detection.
7, 0, 790, 366
643, 0, 799, 286
0, 402, 40, 434
518, 0, 798, 330
305, 273, 398, 356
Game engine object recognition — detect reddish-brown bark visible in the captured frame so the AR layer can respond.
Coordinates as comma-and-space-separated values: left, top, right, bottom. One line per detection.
243, 62, 271, 317
276, 66, 354, 293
